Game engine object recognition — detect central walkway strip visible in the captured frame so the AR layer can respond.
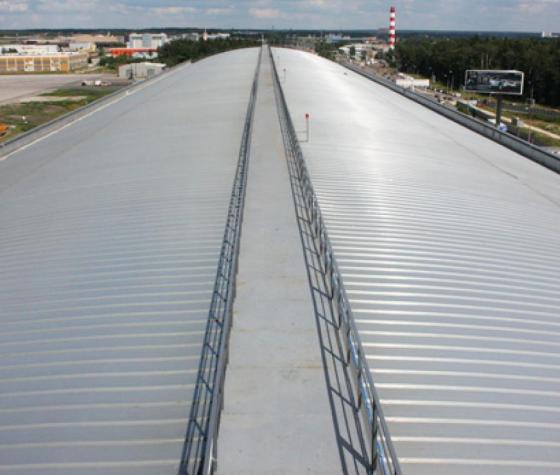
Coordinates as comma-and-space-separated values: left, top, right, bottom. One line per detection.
180, 48, 262, 474
269, 48, 402, 475
217, 48, 342, 474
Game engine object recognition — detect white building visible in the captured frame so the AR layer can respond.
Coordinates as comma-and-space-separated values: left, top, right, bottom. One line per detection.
0, 44, 59, 55
174, 33, 200, 41
0, 51, 88, 73
68, 42, 96, 52
118, 62, 166, 80
395, 73, 430, 89
201, 30, 231, 42
207, 33, 231, 40
127, 33, 169, 49
338, 43, 372, 59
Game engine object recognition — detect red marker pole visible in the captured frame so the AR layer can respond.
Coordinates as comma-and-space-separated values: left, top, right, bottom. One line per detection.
305, 113, 310, 142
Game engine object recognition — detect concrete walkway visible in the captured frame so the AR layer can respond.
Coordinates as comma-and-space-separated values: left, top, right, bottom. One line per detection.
217, 51, 340, 474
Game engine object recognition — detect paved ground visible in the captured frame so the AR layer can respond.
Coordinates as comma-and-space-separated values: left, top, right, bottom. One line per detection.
218, 50, 341, 474
0, 73, 116, 105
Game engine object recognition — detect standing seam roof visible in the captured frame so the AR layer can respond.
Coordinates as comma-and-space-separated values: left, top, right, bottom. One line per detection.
273, 48, 560, 475
0, 48, 260, 474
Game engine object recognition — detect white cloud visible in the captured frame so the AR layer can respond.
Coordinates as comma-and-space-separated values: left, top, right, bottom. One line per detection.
206, 7, 233, 15
249, 7, 282, 18
37, 0, 98, 12
151, 6, 197, 15
519, 0, 560, 13
1, 0, 559, 31
0, 0, 28, 12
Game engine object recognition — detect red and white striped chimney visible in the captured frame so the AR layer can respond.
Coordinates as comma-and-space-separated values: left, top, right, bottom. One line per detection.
389, 6, 396, 50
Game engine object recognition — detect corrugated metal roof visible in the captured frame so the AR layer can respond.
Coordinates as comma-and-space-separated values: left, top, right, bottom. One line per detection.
274, 48, 560, 475
0, 48, 260, 474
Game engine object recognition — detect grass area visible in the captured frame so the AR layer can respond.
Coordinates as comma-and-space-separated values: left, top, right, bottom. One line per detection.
458, 100, 560, 148
41, 86, 121, 100
525, 118, 560, 137
0, 86, 122, 143
508, 126, 560, 148
477, 104, 560, 139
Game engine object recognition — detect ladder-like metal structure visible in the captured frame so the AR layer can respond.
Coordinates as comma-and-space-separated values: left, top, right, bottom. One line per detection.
180, 46, 263, 475
270, 46, 402, 475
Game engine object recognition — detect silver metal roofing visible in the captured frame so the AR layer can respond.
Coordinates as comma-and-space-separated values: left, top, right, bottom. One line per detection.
217, 48, 341, 474
273, 48, 560, 475
0, 48, 260, 474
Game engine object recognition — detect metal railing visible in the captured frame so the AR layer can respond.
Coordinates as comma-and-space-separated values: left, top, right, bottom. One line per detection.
179, 46, 262, 475
341, 61, 560, 175
270, 47, 402, 475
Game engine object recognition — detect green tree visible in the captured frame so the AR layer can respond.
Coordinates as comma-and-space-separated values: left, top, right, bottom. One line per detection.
158, 37, 261, 68
395, 36, 560, 107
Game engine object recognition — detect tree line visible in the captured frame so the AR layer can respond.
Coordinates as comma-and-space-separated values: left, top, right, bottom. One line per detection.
158, 37, 262, 67
396, 36, 560, 107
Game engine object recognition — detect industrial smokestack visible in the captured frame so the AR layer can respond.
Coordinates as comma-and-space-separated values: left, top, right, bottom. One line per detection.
389, 6, 396, 50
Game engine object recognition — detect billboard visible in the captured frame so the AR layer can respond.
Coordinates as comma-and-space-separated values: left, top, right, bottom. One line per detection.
464, 70, 524, 95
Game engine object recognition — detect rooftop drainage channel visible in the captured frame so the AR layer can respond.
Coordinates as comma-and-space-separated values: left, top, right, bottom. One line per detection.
270, 48, 402, 475
180, 46, 263, 475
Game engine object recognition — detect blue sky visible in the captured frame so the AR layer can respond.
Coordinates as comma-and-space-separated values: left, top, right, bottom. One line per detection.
0, 0, 559, 31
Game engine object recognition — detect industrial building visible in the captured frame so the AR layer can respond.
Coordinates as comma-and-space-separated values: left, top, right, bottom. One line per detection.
68, 42, 97, 52
0, 51, 88, 73
65, 34, 125, 45
202, 30, 231, 41
0, 44, 59, 55
1, 46, 559, 475
118, 62, 166, 80
108, 48, 158, 58
395, 72, 430, 89
127, 32, 169, 49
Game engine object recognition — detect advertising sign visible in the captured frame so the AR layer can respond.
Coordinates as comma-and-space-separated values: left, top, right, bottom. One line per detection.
464, 70, 524, 95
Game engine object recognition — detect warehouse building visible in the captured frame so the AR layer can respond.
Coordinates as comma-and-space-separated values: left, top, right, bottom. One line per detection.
65, 34, 125, 45
127, 32, 169, 49
108, 48, 158, 58
1, 46, 559, 475
0, 51, 88, 73
118, 61, 166, 80
0, 44, 59, 54
68, 42, 97, 52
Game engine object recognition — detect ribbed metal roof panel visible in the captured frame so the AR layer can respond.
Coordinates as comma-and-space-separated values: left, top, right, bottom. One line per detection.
274, 48, 560, 475
0, 48, 259, 474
